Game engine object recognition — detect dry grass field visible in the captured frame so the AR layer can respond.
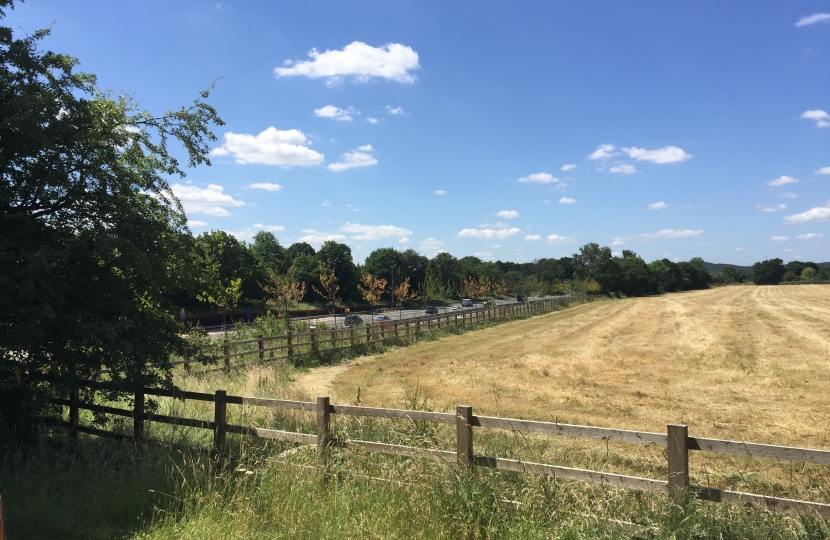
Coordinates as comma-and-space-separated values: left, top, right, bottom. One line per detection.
322, 285, 830, 450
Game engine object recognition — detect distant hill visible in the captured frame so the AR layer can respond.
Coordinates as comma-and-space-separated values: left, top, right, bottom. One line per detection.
704, 261, 830, 274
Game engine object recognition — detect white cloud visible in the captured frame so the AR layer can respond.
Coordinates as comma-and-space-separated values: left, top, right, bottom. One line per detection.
559, 197, 576, 204
457, 228, 522, 239
398, 237, 411, 244
589, 144, 616, 160
212, 127, 324, 167
314, 105, 354, 121
517, 172, 558, 184
473, 251, 493, 260
649, 201, 668, 210
419, 238, 444, 251
796, 13, 830, 26
321, 200, 332, 207
366, 117, 378, 124
771, 236, 788, 242
610, 164, 636, 174
800, 110, 830, 128
328, 146, 378, 171
248, 182, 282, 192
757, 203, 787, 212
297, 229, 348, 245
560, 164, 577, 171
613, 228, 703, 244
171, 183, 245, 217
275, 41, 420, 85
784, 202, 830, 224
547, 234, 576, 244
767, 175, 798, 187
622, 146, 691, 164
611, 240, 625, 246
386, 105, 406, 115
524, 234, 542, 241
497, 210, 519, 219
735, 247, 744, 251
227, 223, 286, 242
779, 192, 797, 199
434, 190, 447, 195
340, 222, 412, 240
188, 220, 208, 227
798, 233, 824, 239
815, 167, 830, 175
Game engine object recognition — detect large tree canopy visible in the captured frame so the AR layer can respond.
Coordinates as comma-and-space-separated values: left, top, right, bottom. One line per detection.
0, 4, 224, 439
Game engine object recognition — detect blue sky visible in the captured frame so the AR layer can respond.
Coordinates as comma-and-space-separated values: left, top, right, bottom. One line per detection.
10, 1, 830, 264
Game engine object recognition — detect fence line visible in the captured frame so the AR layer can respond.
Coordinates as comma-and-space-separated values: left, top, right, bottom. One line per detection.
39, 381, 830, 519
179, 294, 595, 373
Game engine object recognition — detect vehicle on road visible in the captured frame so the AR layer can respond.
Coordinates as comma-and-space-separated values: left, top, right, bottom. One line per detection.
516, 294, 526, 302
484, 300, 497, 307
343, 314, 363, 327
373, 315, 392, 323
425, 306, 439, 315
462, 298, 473, 307
449, 306, 460, 312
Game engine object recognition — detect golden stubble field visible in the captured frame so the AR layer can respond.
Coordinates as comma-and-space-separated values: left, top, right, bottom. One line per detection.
318, 285, 830, 449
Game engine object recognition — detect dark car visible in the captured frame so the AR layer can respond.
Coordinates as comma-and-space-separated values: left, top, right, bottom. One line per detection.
425, 306, 439, 315
343, 314, 363, 327
516, 294, 526, 302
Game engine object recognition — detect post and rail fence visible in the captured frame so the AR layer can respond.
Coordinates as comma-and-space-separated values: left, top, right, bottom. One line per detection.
166, 294, 596, 374
37, 379, 830, 519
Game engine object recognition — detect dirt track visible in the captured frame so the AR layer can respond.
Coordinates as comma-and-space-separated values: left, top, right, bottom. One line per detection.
316, 285, 830, 448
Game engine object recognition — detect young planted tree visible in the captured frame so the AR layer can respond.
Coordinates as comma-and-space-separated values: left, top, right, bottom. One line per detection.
393, 276, 417, 308
313, 260, 341, 324
358, 272, 387, 314
261, 271, 306, 323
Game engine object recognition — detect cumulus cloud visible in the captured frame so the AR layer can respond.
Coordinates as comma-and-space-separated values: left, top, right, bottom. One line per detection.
497, 210, 519, 219
779, 192, 797, 199
339, 222, 412, 240
798, 233, 824, 239
419, 238, 444, 251
212, 127, 324, 167
434, 190, 446, 195
796, 13, 830, 26
757, 203, 787, 212
366, 117, 378, 124
771, 236, 788, 242
547, 234, 575, 244
559, 197, 576, 204
517, 172, 558, 184
248, 182, 282, 192
589, 144, 616, 160
457, 228, 522, 239
767, 175, 798, 187
314, 105, 354, 121
328, 145, 378, 171
611, 240, 625, 246
227, 223, 285, 242
784, 202, 830, 224
386, 106, 406, 115
524, 235, 541, 241
561, 164, 577, 171
171, 183, 245, 217
801, 110, 830, 128
297, 229, 348, 245
610, 164, 636, 174
622, 146, 691, 164
398, 237, 410, 244
816, 167, 830, 175
188, 220, 208, 228
275, 41, 420, 85
649, 201, 668, 210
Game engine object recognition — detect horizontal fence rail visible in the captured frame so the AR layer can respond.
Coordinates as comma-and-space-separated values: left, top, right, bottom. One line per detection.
37, 380, 830, 519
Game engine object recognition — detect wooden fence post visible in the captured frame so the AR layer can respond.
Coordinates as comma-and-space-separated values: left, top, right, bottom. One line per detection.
331, 327, 336, 350
134, 388, 145, 445
287, 329, 294, 359
350, 327, 355, 347
317, 396, 331, 467
667, 424, 689, 495
258, 335, 264, 361
456, 405, 473, 469
214, 390, 227, 454
366, 325, 371, 344
69, 384, 79, 441
311, 327, 317, 354
223, 339, 230, 372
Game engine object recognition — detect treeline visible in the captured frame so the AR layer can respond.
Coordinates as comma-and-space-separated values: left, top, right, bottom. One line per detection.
716, 259, 830, 286
173, 231, 715, 313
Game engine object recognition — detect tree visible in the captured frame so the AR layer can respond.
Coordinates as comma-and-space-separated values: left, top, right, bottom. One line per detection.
0, 4, 224, 440
358, 272, 387, 312
261, 272, 306, 322
573, 243, 617, 293
316, 240, 358, 302
393, 276, 417, 307
250, 231, 288, 275
752, 258, 785, 285
801, 267, 817, 280
313, 260, 341, 317
196, 237, 243, 330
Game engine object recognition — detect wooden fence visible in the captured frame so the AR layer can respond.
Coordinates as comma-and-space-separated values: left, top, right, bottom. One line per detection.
40, 380, 830, 519
176, 294, 594, 373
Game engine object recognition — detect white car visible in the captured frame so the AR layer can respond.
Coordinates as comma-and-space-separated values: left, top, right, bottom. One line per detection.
449, 306, 460, 312
373, 315, 392, 323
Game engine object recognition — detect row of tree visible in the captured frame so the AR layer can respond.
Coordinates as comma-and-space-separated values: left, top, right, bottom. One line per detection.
723, 259, 830, 285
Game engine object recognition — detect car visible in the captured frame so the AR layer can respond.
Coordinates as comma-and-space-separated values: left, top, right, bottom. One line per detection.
373, 315, 392, 323
425, 306, 439, 315
516, 293, 526, 302
484, 300, 497, 307
343, 314, 363, 327
462, 298, 473, 307
449, 306, 460, 312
